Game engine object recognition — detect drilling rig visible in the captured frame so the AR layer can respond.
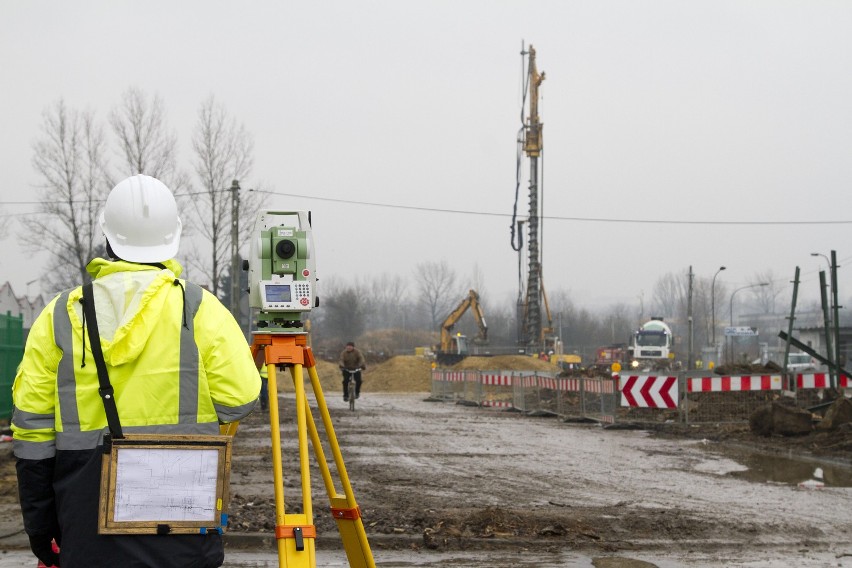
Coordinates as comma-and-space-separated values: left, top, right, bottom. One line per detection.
511, 43, 550, 354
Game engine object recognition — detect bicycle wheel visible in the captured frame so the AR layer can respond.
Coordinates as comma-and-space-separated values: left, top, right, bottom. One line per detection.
348, 377, 356, 411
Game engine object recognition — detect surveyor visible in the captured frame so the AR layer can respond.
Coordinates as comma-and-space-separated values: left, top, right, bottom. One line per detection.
12, 174, 261, 568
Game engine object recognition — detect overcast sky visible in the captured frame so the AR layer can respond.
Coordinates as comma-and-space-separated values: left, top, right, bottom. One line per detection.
2, 1, 851, 313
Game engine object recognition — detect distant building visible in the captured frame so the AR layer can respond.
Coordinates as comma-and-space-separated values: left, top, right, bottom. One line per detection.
0, 282, 47, 331
794, 326, 852, 365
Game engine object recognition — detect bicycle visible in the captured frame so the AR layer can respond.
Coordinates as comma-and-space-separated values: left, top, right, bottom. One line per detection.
342, 368, 361, 411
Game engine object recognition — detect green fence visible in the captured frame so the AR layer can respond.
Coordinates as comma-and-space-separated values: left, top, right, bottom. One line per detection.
0, 311, 24, 421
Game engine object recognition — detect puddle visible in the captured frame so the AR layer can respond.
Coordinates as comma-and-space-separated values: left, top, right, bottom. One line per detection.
703, 444, 852, 487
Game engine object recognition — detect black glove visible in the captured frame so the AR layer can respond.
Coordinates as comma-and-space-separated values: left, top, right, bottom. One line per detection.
29, 535, 60, 567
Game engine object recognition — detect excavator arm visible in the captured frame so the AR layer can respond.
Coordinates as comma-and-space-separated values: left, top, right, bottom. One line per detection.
440, 290, 488, 351
469, 293, 488, 344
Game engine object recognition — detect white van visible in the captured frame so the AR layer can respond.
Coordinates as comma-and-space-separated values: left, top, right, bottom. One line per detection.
786, 352, 817, 372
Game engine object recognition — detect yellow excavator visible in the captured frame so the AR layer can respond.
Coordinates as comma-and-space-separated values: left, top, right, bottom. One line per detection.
436, 289, 488, 365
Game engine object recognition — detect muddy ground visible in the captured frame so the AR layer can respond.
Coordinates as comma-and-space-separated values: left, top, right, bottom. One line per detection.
223, 356, 852, 564
0, 355, 849, 566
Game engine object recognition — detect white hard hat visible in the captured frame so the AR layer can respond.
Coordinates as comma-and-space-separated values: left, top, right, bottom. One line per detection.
100, 174, 182, 262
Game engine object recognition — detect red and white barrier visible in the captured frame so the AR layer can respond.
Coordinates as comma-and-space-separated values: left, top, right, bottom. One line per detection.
797, 373, 852, 389
480, 400, 513, 408
439, 371, 466, 382
687, 375, 782, 392
559, 377, 616, 394
480, 373, 513, 386
619, 375, 678, 408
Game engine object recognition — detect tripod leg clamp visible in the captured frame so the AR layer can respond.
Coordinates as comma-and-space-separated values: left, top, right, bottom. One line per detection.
330, 506, 361, 520
276, 524, 317, 551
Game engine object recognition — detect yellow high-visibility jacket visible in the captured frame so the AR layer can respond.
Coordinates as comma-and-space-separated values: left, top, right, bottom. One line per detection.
12, 258, 260, 568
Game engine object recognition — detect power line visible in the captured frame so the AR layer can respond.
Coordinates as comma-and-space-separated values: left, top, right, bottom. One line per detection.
248, 189, 852, 226
0, 188, 231, 218
3, 187, 852, 226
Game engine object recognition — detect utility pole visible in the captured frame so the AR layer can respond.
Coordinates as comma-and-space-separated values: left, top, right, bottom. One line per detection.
687, 266, 694, 370
522, 44, 545, 353
819, 271, 835, 388
830, 250, 841, 384
229, 179, 241, 320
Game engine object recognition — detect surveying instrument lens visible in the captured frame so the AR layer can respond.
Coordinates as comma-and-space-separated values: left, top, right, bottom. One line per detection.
276, 240, 296, 258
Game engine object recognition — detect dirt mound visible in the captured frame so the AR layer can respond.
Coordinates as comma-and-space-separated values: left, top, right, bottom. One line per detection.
363, 355, 433, 392
452, 355, 556, 372
272, 359, 341, 393
273, 353, 558, 395
275, 355, 434, 394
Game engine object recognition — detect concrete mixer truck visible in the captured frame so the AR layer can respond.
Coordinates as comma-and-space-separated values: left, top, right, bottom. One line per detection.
627, 317, 675, 371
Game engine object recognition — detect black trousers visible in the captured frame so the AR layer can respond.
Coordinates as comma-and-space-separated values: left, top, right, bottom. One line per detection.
341, 370, 362, 398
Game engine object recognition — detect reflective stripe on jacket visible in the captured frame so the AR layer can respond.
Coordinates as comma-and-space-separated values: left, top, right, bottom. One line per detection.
12, 258, 260, 458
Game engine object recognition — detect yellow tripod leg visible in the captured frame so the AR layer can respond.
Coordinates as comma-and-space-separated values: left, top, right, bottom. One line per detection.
269, 362, 316, 568
303, 363, 375, 568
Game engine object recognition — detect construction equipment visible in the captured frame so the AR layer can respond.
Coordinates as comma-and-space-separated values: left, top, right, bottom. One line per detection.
437, 289, 488, 365
510, 43, 548, 353
540, 282, 561, 355
627, 317, 676, 371
551, 353, 582, 371
594, 344, 629, 371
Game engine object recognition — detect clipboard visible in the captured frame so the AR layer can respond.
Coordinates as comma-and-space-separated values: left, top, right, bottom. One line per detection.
98, 434, 233, 535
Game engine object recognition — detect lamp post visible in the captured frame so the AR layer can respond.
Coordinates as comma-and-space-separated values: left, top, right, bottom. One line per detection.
728, 282, 769, 364
711, 266, 726, 347
812, 251, 839, 385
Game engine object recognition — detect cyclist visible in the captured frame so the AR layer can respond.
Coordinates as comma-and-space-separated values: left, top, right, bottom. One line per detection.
338, 341, 366, 401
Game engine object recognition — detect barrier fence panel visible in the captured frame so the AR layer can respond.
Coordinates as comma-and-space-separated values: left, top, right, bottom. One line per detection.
480, 371, 515, 409
535, 374, 559, 415
794, 373, 852, 411
557, 376, 583, 419
461, 370, 482, 404
431, 369, 468, 401
430, 369, 446, 399
0, 312, 24, 421
683, 375, 784, 424
552, 376, 618, 424
582, 376, 618, 424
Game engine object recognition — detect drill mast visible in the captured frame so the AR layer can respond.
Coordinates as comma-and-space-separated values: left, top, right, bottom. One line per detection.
522, 45, 545, 352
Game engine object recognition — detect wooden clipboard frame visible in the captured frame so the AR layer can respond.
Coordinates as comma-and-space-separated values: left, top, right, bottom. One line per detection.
98, 434, 232, 535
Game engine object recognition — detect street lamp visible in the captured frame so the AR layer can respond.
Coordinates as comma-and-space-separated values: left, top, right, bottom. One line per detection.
728, 282, 769, 364
811, 252, 830, 269
711, 266, 726, 347
25, 279, 38, 299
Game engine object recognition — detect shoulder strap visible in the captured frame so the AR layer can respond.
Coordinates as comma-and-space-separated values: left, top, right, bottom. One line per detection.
81, 283, 124, 439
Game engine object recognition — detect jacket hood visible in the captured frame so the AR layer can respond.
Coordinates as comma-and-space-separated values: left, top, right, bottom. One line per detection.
86, 258, 183, 279
81, 258, 185, 366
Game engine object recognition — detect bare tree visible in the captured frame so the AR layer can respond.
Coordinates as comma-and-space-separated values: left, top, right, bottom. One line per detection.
415, 261, 459, 329
20, 99, 110, 292
749, 270, 784, 314
109, 87, 183, 185
366, 273, 409, 329
187, 95, 256, 294
651, 271, 689, 322
312, 277, 367, 346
